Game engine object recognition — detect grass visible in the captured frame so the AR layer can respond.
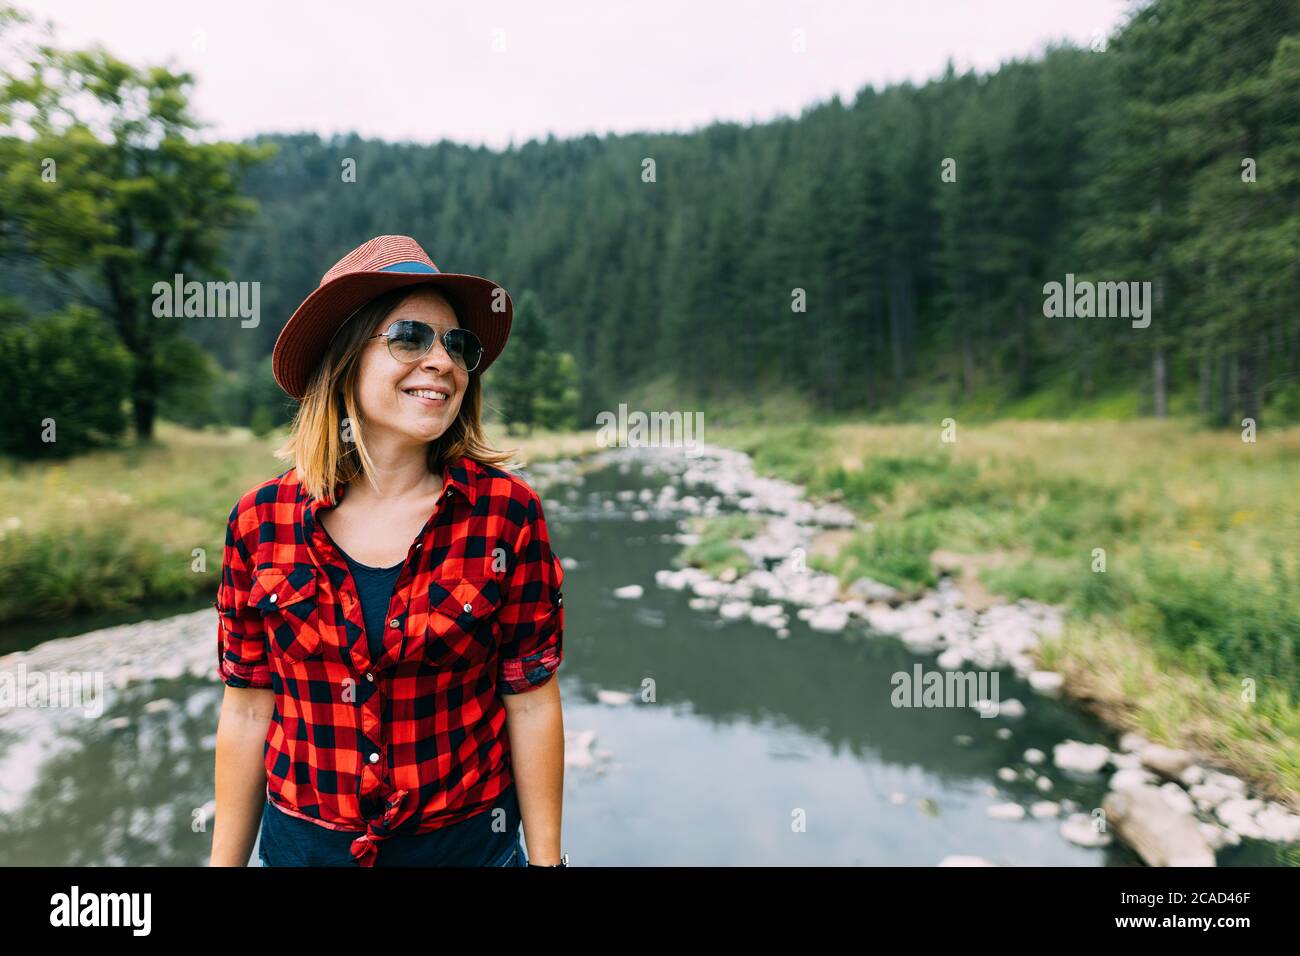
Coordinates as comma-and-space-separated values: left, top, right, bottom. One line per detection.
676, 514, 763, 578
704, 417, 1300, 807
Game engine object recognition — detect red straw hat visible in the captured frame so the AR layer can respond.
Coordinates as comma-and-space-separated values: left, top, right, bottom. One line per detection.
271, 234, 513, 399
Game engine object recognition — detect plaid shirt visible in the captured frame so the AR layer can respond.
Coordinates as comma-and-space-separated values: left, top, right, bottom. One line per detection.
215, 453, 564, 866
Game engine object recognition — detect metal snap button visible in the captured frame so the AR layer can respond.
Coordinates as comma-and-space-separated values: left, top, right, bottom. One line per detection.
269, 593, 278, 604
369, 752, 379, 764
389, 619, 400, 629
463, 602, 473, 613
365, 672, 375, 682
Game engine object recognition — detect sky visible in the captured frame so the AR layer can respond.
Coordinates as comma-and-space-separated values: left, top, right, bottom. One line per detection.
20, 0, 1133, 149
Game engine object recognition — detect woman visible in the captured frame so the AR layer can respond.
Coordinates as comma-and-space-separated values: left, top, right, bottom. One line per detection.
209, 235, 568, 867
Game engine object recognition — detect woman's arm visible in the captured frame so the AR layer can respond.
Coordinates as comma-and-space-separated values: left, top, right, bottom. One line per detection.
501, 677, 564, 864
210, 686, 275, 866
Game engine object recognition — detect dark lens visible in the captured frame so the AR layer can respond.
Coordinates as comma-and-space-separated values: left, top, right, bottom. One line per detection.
444, 328, 483, 371
386, 320, 435, 362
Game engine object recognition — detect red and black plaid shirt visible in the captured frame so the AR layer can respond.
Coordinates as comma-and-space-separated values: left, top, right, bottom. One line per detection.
215, 453, 564, 866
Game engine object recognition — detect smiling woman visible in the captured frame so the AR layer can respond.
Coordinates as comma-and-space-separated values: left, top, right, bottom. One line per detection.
209, 235, 568, 869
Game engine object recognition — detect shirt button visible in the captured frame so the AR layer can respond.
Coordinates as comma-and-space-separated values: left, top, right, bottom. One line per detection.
463, 602, 473, 613
369, 752, 379, 764
269, 593, 278, 604
558, 597, 563, 606
389, 619, 400, 629
365, 672, 375, 682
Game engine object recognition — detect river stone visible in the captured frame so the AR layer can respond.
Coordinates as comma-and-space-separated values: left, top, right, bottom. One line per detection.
718, 600, 752, 621
1118, 732, 1151, 753
613, 584, 644, 599
938, 856, 997, 866
1179, 765, 1206, 787
1109, 750, 1144, 770
1054, 740, 1111, 774
1027, 671, 1064, 697
1103, 785, 1216, 866
1253, 804, 1300, 843
848, 576, 900, 603
1139, 744, 1195, 779
596, 690, 633, 706
936, 648, 966, 669
807, 605, 851, 632
1158, 782, 1196, 816
987, 802, 1025, 821
1215, 798, 1266, 839
1035, 776, 1054, 792
1030, 801, 1060, 819
1060, 812, 1112, 848
997, 767, 1018, 782
1024, 748, 1046, 764
1110, 768, 1158, 792
1200, 822, 1241, 850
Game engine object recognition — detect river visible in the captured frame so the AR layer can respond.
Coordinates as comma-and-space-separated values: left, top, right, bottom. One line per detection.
0, 444, 1284, 865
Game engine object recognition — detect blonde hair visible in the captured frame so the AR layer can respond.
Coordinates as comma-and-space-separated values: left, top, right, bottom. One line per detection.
275, 285, 517, 502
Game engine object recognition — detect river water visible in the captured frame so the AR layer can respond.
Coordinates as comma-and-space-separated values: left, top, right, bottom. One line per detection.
0, 446, 1282, 865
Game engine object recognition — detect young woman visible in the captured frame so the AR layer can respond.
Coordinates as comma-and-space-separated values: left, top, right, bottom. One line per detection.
209, 235, 568, 867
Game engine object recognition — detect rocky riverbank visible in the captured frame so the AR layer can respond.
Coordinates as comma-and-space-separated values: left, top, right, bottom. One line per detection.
608, 439, 1300, 866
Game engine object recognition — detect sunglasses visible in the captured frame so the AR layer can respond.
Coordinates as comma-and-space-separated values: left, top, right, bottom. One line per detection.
369, 319, 484, 372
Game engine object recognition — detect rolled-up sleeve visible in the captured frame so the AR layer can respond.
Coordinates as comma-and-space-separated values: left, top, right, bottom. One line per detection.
496, 492, 564, 695
215, 503, 273, 689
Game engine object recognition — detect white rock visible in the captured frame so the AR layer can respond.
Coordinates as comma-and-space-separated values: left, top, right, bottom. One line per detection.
998, 698, 1027, 719
1024, 748, 1046, 765
1103, 785, 1216, 866
595, 689, 633, 706
1215, 798, 1266, 839
938, 855, 997, 866
1035, 776, 1054, 792
1119, 732, 1151, 753
1253, 804, 1300, 843
1139, 744, 1195, 779
1030, 801, 1060, 819
987, 802, 1026, 821
997, 767, 1018, 783
807, 605, 851, 632
936, 648, 966, 669
1158, 782, 1196, 816
1110, 768, 1158, 792
613, 584, 644, 599
1060, 813, 1113, 848
1028, 671, 1064, 697
1054, 740, 1111, 774
718, 600, 752, 621
1200, 822, 1241, 850
1179, 765, 1206, 787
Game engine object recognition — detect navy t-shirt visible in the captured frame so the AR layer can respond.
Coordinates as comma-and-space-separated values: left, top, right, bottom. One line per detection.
258, 529, 520, 866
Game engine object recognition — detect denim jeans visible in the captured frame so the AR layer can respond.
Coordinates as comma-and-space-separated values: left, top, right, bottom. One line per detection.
257, 795, 527, 867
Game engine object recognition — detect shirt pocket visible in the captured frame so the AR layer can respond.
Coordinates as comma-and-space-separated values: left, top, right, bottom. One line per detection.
422, 576, 503, 670
249, 563, 325, 663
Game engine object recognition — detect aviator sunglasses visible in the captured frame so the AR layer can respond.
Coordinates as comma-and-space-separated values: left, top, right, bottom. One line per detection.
369, 319, 484, 372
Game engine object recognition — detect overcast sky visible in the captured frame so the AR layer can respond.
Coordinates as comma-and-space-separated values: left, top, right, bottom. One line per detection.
23, 0, 1133, 149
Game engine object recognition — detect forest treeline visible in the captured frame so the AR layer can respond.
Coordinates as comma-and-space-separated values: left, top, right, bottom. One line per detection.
3, 0, 1299, 455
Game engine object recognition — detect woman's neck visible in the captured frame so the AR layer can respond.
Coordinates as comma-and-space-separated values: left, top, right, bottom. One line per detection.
351, 433, 441, 502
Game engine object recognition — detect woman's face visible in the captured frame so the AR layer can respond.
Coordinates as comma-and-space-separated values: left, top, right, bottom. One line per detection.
354, 287, 470, 450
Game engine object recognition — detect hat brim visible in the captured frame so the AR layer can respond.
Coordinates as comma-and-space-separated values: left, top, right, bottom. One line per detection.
271, 271, 512, 399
